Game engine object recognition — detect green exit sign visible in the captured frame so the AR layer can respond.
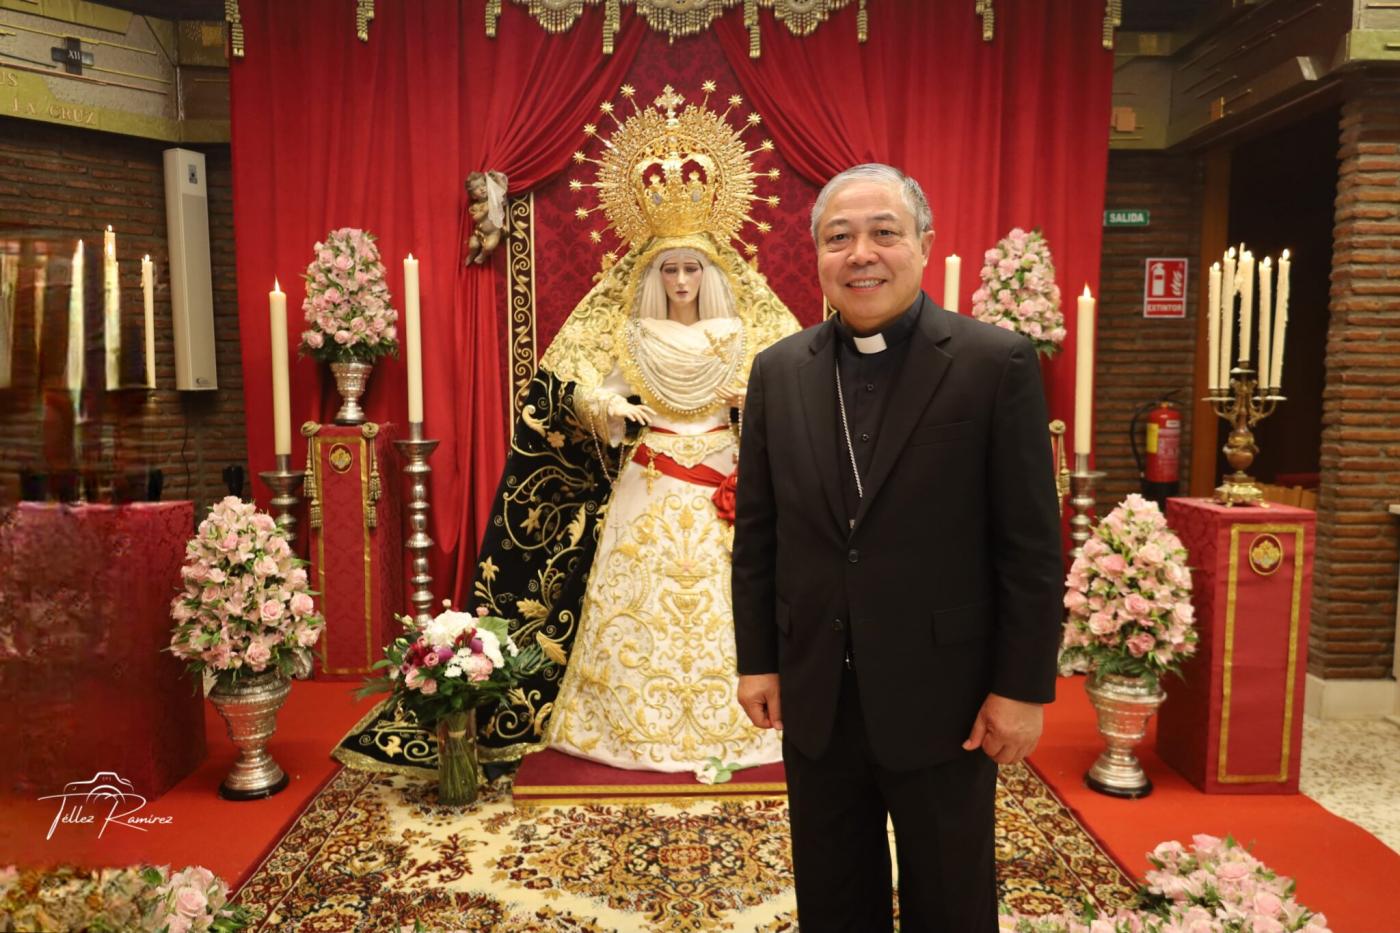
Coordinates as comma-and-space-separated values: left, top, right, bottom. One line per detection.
1104, 209, 1150, 227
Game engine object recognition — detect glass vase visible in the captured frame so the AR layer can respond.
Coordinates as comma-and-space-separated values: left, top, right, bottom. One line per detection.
435, 709, 480, 806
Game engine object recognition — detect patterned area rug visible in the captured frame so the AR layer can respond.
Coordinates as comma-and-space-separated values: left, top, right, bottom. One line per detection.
234, 763, 1134, 932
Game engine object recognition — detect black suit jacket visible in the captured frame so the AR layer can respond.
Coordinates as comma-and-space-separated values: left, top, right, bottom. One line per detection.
732, 293, 1065, 772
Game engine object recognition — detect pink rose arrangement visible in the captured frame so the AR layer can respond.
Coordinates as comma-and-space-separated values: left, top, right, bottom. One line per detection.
971, 227, 1066, 356
0, 864, 249, 932
169, 496, 324, 684
359, 602, 545, 728
148, 865, 249, 933
1060, 494, 1197, 688
298, 227, 399, 363
1004, 834, 1331, 932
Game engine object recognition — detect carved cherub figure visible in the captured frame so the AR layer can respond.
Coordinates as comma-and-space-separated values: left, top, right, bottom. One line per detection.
465, 170, 508, 265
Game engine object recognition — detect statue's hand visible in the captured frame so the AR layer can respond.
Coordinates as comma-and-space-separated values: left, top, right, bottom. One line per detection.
612, 400, 657, 426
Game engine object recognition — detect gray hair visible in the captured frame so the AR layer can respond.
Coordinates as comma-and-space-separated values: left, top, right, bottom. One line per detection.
809, 163, 934, 241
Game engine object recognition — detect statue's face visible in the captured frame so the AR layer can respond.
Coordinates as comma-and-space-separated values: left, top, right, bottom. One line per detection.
659, 255, 703, 315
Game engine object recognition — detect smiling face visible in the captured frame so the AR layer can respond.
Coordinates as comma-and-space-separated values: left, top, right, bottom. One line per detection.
814, 179, 933, 335
659, 255, 703, 317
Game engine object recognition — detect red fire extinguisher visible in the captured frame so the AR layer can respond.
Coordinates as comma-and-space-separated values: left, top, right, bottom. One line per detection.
1130, 396, 1182, 506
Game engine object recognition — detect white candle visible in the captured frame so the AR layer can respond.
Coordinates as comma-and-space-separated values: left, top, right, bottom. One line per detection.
403, 253, 424, 424
942, 254, 960, 313
1074, 285, 1095, 456
34, 254, 47, 357
103, 226, 121, 389
1237, 250, 1254, 364
66, 240, 85, 394
269, 279, 291, 456
142, 255, 155, 388
1257, 257, 1273, 389
1271, 250, 1290, 390
1207, 262, 1221, 392
1220, 248, 1236, 389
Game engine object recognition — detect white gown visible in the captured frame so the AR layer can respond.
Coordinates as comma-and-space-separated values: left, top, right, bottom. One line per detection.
544, 317, 783, 772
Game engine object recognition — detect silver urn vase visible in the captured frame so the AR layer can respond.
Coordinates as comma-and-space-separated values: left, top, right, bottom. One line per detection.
208, 670, 292, 800
329, 361, 374, 425
1084, 672, 1166, 798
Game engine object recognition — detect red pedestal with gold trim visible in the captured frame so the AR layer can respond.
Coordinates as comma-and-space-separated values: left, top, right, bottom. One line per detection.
1156, 497, 1314, 793
305, 423, 404, 679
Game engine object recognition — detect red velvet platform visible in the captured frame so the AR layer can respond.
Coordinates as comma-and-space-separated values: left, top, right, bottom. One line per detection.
1157, 497, 1315, 793
512, 748, 787, 801
0, 501, 206, 802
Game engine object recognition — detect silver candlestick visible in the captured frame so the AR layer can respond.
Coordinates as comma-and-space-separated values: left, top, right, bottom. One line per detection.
393, 422, 439, 624
1068, 453, 1107, 562
259, 454, 305, 546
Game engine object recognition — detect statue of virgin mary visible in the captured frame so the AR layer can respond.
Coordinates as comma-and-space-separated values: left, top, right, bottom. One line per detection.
336, 83, 798, 775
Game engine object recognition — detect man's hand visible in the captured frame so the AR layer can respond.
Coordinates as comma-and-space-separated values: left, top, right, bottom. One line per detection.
961, 693, 1043, 764
738, 673, 783, 730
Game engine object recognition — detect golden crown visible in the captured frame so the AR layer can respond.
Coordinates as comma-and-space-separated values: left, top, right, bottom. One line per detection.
570, 82, 780, 257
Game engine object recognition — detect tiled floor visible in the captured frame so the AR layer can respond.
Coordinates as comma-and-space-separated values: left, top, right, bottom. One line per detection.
1300, 714, 1400, 854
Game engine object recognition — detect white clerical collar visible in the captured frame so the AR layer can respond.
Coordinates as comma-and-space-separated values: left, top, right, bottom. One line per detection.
852, 332, 887, 354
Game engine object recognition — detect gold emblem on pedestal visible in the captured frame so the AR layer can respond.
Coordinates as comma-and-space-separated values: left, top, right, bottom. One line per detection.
329, 443, 354, 474
1247, 533, 1283, 576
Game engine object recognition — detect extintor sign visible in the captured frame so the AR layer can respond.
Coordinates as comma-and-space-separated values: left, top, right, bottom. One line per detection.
1144, 258, 1188, 318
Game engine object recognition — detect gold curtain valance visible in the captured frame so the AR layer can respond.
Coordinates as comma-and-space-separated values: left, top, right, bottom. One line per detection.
487, 0, 869, 57
226, 0, 1119, 58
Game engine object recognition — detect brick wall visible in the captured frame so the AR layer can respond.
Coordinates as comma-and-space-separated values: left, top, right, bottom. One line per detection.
0, 117, 245, 519
1095, 151, 1204, 506
1315, 80, 1400, 680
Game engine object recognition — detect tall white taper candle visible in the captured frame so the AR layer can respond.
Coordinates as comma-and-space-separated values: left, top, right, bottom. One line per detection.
1220, 248, 1236, 389
403, 254, 423, 424
1207, 262, 1221, 392
1074, 285, 1096, 456
942, 254, 960, 313
269, 279, 291, 456
67, 240, 85, 393
1257, 257, 1273, 389
1237, 251, 1255, 364
1271, 250, 1290, 390
142, 255, 156, 388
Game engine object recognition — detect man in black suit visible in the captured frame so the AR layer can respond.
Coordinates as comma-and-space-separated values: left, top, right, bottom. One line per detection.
732, 163, 1064, 932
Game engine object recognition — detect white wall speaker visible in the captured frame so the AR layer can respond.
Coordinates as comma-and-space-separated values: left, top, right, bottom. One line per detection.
163, 148, 218, 390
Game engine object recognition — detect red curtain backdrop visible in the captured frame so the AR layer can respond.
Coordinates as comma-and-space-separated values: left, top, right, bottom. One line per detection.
715, 0, 1115, 447
230, 1, 641, 601
230, 2, 1112, 605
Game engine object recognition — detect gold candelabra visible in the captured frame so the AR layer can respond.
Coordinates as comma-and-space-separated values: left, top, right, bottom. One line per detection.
393, 421, 440, 624
259, 453, 305, 546
1206, 363, 1284, 507
1068, 453, 1106, 562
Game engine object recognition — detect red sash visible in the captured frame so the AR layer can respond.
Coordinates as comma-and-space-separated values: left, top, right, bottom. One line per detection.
633, 428, 738, 523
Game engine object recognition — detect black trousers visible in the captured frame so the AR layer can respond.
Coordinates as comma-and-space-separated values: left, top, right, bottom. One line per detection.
783, 667, 999, 933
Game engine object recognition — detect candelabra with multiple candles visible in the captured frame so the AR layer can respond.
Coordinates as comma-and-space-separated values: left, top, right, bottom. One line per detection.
1204, 245, 1291, 506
